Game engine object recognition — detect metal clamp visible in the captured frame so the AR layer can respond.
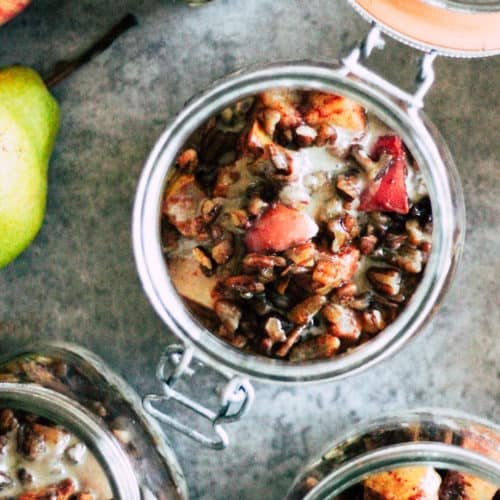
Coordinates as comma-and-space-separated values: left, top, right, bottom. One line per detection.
143, 344, 255, 450
341, 24, 437, 109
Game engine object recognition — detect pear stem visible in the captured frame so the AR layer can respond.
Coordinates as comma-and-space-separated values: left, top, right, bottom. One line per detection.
44, 13, 138, 89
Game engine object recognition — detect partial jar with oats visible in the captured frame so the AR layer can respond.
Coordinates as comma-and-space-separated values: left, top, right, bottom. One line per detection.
161, 89, 433, 362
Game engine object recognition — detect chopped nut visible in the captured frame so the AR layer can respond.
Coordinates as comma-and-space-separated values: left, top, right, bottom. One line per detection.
18, 478, 75, 500
247, 196, 269, 217
264, 317, 287, 342
322, 304, 361, 340
222, 276, 266, 295
385, 232, 407, 250
406, 219, 432, 247
259, 89, 302, 128
211, 236, 234, 265
295, 125, 317, 147
360, 234, 378, 255
362, 309, 386, 334
268, 144, 292, 172
263, 109, 282, 137
367, 267, 402, 296
315, 123, 337, 146
65, 442, 87, 464
0, 408, 17, 434
229, 335, 247, 349
288, 295, 327, 325
214, 300, 242, 334
213, 165, 241, 197
336, 171, 363, 200
276, 326, 304, 357
200, 199, 222, 224
176, 148, 198, 172
243, 253, 287, 273
336, 282, 357, 299
112, 428, 132, 445
17, 423, 48, 460
192, 246, 214, 275
230, 209, 250, 228
351, 146, 392, 181
348, 293, 372, 311
289, 334, 340, 362
312, 247, 360, 290
285, 243, 317, 268
327, 215, 359, 252
392, 245, 424, 273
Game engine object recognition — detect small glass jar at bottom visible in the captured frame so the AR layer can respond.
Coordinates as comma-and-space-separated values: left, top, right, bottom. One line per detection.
0, 342, 188, 500
287, 409, 500, 499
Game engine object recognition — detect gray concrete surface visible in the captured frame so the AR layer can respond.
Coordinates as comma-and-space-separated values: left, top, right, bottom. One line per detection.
0, 1, 499, 498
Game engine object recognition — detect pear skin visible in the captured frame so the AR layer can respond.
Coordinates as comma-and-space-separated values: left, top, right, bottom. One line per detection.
0, 66, 60, 268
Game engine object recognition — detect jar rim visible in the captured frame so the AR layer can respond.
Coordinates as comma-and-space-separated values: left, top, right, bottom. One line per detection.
288, 408, 500, 499
0, 382, 141, 500
133, 60, 465, 383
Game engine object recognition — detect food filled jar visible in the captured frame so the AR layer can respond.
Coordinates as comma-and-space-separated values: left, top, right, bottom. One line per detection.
286, 409, 500, 499
0, 342, 188, 499
132, 1, 498, 446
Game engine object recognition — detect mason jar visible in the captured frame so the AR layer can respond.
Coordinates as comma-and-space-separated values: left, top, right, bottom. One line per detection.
286, 409, 500, 499
0, 342, 188, 499
131, 0, 498, 446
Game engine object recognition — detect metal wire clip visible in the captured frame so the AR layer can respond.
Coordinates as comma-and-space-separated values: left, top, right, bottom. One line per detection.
341, 24, 437, 109
143, 344, 255, 449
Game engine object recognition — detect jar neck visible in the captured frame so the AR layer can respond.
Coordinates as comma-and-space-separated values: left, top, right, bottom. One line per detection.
0, 383, 141, 500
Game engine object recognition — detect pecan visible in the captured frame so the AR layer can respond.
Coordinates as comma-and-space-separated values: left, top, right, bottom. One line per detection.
65, 442, 87, 464
276, 326, 304, 357
259, 89, 302, 128
367, 267, 402, 296
385, 232, 407, 250
362, 309, 386, 334
17, 423, 48, 460
264, 317, 287, 342
406, 219, 432, 247
200, 199, 222, 224
243, 254, 287, 273
322, 304, 361, 340
230, 209, 250, 229
229, 335, 248, 349
247, 195, 269, 217
211, 235, 234, 265
0, 408, 17, 434
18, 478, 75, 500
360, 235, 378, 255
263, 109, 282, 137
328, 215, 359, 252
222, 276, 266, 295
285, 243, 316, 268
295, 125, 317, 147
214, 300, 242, 334
351, 146, 392, 182
289, 334, 340, 362
336, 171, 363, 200
192, 246, 214, 275
213, 165, 241, 197
268, 144, 292, 173
315, 123, 337, 146
176, 148, 198, 172
347, 293, 372, 311
312, 247, 360, 290
391, 245, 424, 273
288, 295, 327, 325
335, 282, 357, 299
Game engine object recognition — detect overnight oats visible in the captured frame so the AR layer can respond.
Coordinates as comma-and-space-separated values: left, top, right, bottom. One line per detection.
0, 408, 111, 498
161, 89, 433, 362
333, 466, 500, 500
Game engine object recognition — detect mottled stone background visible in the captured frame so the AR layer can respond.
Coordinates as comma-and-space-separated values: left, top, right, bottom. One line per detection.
0, 1, 498, 498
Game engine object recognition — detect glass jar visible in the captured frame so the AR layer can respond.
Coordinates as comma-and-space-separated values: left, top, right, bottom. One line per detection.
133, 57, 464, 384
0, 342, 188, 499
131, 0, 500, 446
286, 409, 500, 499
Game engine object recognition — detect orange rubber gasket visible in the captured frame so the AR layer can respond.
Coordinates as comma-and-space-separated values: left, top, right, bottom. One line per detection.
354, 0, 500, 56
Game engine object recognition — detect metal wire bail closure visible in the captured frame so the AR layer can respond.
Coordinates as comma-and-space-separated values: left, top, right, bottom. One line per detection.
341, 24, 437, 109
143, 344, 255, 449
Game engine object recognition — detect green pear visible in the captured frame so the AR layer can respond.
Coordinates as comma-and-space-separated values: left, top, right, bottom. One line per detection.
0, 66, 60, 268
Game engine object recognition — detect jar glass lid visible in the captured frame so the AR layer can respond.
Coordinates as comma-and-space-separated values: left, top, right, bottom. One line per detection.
348, 0, 500, 57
